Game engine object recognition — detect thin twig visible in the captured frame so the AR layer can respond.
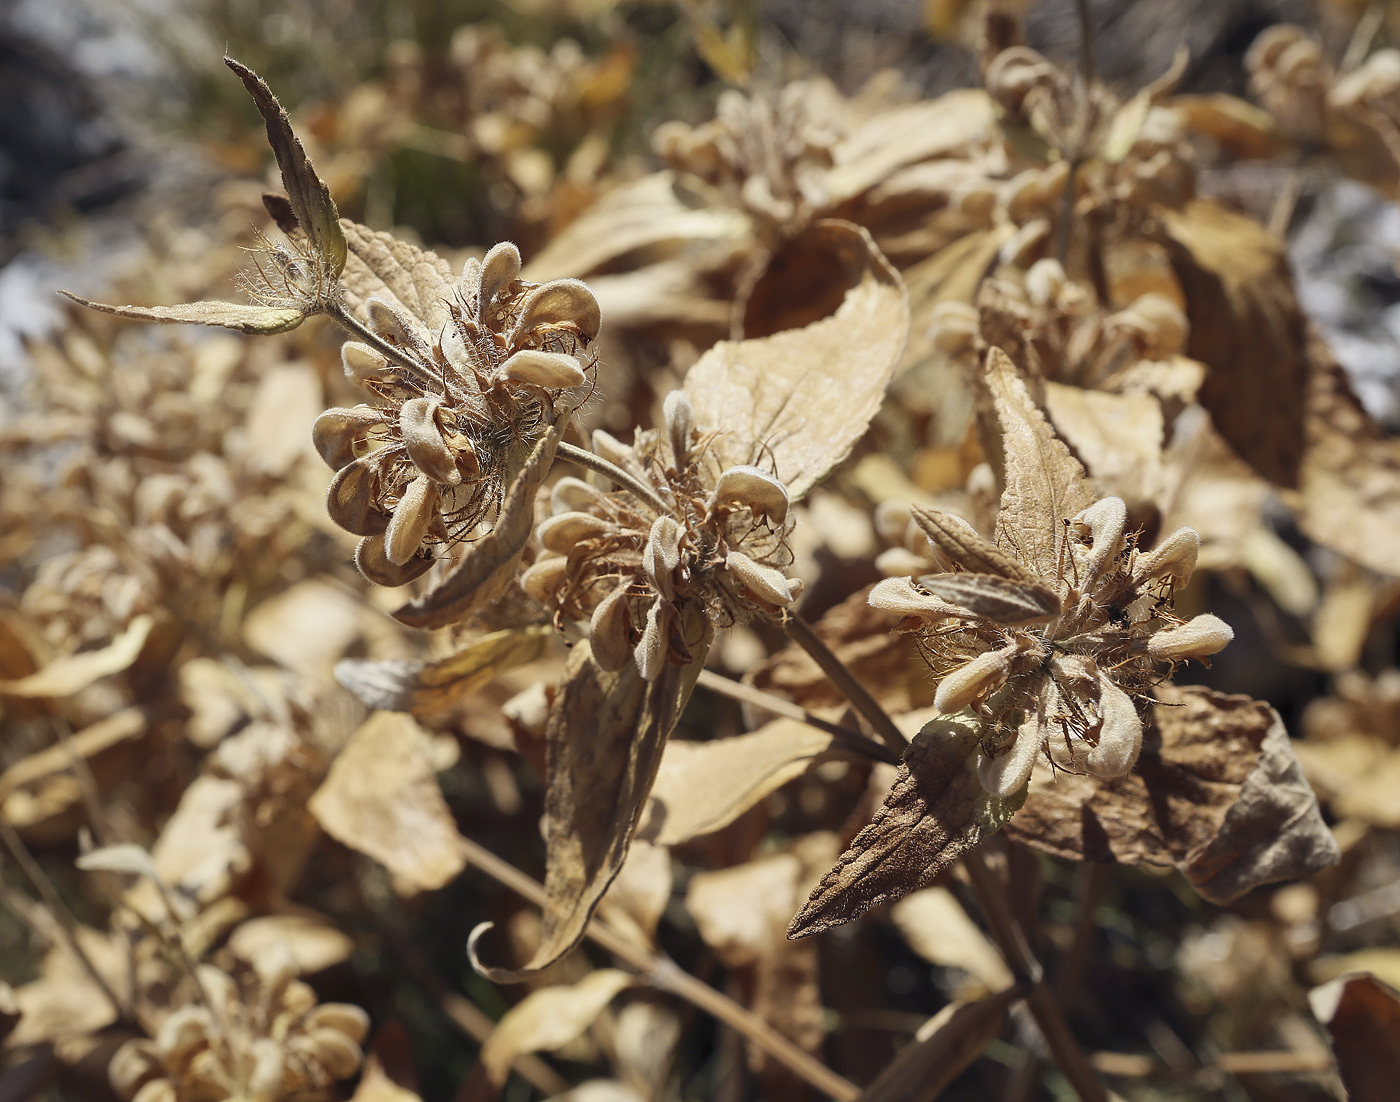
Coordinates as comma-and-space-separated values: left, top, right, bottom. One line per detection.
556, 440, 674, 515
1073, 0, 1096, 84
456, 836, 860, 1102
695, 669, 900, 765
779, 614, 909, 755
327, 303, 440, 389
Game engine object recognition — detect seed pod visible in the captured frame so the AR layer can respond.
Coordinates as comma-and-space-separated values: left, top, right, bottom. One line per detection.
385, 474, 438, 565
725, 551, 794, 606
355, 534, 434, 587
341, 341, 394, 388
326, 460, 388, 536
550, 476, 606, 514
1070, 496, 1128, 589
479, 241, 522, 308
511, 278, 602, 344
935, 642, 1019, 714
313, 406, 387, 470
400, 397, 461, 484
520, 555, 567, 603
538, 511, 613, 553
710, 465, 789, 525
635, 599, 667, 681
303, 1003, 371, 1043
978, 714, 1044, 798
1148, 613, 1234, 660
500, 349, 587, 389
1133, 526, 1199, 589
590, 583, 634, 671
664, 390, 695, 466
643, 516, 684, 599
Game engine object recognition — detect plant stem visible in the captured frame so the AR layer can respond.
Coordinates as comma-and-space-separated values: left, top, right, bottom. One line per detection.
695, 669, 900, 765
328, 303, 441, 390
779, 614, 909, 755
963, 849, 1108, 1102
556, 440, 674, 515
457, 836, 860, 1102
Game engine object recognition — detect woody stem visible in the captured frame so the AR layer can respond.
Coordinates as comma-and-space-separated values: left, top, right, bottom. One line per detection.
779, 614, 910, 755
556, 441, 674, 515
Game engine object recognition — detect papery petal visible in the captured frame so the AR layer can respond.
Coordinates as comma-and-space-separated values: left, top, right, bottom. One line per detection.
589, 583, 634, 672
1133, 527, 1200, 589
977, 710, 1044, 797
935, 642, 1019, 713
326, 457, 388, 536
1147, 613, 1233, 660
312, 406, 386, 470
355, 534, 433, 587
538, 511, 613, 554
386, 474, 438, 565
1084, 675, 1143, 778
1070, 496, 1128, 590
867, 577, 964, 620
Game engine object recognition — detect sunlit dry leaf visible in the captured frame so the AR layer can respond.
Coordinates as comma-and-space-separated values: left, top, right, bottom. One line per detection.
480, 969, 635, 1087
393, 427, 561, 629
1006, 686, 1339, 904
684, 220, 908, 501
351, 1055, 424, 1102
0, 614, 152, 698
243, 580, 363, 681
147, 775, 249, 908
789, 715, 1025, 938
688, 852, 808, 967
890, 887, 1013, 993
855, 988, 1020, 1102
597, 841, 671, 950
1309, 973, 1400, 1102
336, 626, 552, 714
473, 624, 710, 981
55, 294, 305, 335
1170, 94, 1286, 160
11, 926, 127, 1046
309, 711, 466, 895
915, 573, 1061, 625
75, 843, 159, 880
1043, 382, 1165, 508
1159, 199, 1308, 486
228, 913, 355, 975
544, 1081, 645, 1102
244, 364, 323, 478
636, 719, 835, 846
339, 221, 457, 331
985, 349, 1094, 581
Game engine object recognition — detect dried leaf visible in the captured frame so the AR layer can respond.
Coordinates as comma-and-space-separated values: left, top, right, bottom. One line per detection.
1309, 973, 1400, 1102
688, 852, 807, 967
911, 506, 1035, 582
339, 220, 457, 332
986, 349, 1094, 580
891, 888, 1014, 993
243, 580, 363, 680
597, 841, 672, 950
76, 843, 159, 880
789, 714, 1025, 938
228, 913, 354, 974
308, 711, 467, 895
55, 293, 305, 334
335, 626, 552, 714
0, 614, 153, 698
225, 57, 346, 277
684, 220, 908, 501
0, 708, 143, 801
855, 988, 1020, 1102
1005, 686, 1339, 904
915, 573, 1061, 625
12, 927, 127, 1045
636, 719, 835, 846
480, 969, 636, 1086
473, 621, 710, 981
394, 427, 561, 629
1159, 199, 1308, 486
1043, 383, 1165, 508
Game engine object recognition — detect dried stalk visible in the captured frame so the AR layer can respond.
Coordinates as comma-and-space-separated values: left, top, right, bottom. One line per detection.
556, 440, 675, 515
456, 835, 861, 1102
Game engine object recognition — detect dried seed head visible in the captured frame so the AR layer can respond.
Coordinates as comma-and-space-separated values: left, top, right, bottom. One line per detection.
936, 641, 1021, 714
1147, 613, 1234, 660
520, 555, 567, 603
400, 397, 462, 484
978, 713, 1044, 798
539, 511, 614, 554
341, 341, 392, 388
511, 278, 602, 344
643, 516, 684, 599
312, 406, 386, 470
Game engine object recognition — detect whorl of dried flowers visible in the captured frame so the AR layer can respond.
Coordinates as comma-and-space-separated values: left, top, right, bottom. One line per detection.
522, 390, 798, 680
312, 240, 601, 586
109, 958, 367, 1102
871, 497, 1231, 798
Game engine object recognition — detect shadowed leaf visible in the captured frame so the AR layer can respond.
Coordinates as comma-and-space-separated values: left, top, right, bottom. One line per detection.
1310, 972, 1400, 1102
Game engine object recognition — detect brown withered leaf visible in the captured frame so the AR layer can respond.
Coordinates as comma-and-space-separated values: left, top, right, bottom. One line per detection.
788, 714, 1025, 938
339, 220, 457, 332
855, 988, 1020, 1102
336, 626, 552, 714
1043, 383, 1165, 509
597, 841, 672, 950
472, 622, 711, 981
480, 969, 636, 1087
684, 220, 908, 501
911, 506, 1035, 582
55, 294, 305, 335
916, 573, 1061, 625
985, 349, 1095, 581
1294, 331, 1400, 577
636, 719, 835, 846
308, 711, 466, 895
1159, 199, 1308, 486
394, 427, 561, 629
1309, 973, 1400, 1102
1006, 686, 1339, 904
0, 614, 153, 698
225, 57, 346, 277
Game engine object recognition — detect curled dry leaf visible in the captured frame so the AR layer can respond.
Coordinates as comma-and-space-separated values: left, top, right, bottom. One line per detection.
228, 913, 355, 975
1005, 686, 1339, 904
308, 711, 466, 895
789, 715, 1025, 938
683, 220, 909, 502
479, 969, 635, 1087
0, 614, 153, 698
472, 622, 710, 981
1309, 973, 1400, 1101
636, 718, 835, 846
335, 626, 551, 714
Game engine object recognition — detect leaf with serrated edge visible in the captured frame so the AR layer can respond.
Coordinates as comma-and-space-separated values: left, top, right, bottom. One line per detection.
393, 428, 560, 630
335, 626, 552, 714
788, 714, 1024, 938
225, 57, 346, 277
986, 347, 1095, 581
636, 719, 835, 846
339, 221, 457, 333
916, 573, 1061, 625
911, 506, 1037, 582
472, 614, 711, 981
56, 294, 304, 335
1006, 686, 1339, 903
684, 220, 908, 501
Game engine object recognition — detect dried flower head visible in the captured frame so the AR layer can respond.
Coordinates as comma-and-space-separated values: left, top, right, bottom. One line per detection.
313, 240, 600, 585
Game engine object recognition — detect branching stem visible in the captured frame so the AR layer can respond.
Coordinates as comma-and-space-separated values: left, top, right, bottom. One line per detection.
556, 441, 674, 515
